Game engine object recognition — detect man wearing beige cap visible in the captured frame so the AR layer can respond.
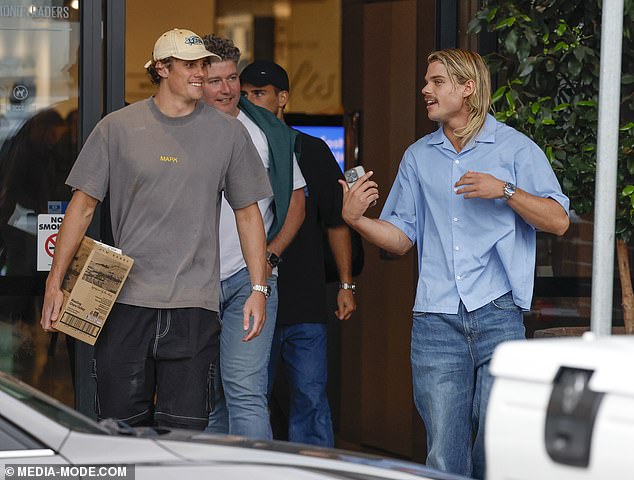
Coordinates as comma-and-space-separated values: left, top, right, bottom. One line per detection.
41, 28, 272, 430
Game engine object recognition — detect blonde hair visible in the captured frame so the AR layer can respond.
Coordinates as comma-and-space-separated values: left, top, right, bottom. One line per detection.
427, 49, 491, 146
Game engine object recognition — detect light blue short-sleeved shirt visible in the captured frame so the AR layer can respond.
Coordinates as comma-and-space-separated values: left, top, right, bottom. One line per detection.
380, 114, 569, 314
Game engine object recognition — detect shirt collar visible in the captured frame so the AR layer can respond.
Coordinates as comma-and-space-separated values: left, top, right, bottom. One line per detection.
425, 113, 497, 148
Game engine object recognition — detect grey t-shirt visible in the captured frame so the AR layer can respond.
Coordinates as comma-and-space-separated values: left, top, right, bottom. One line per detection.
66, 98, 272, 311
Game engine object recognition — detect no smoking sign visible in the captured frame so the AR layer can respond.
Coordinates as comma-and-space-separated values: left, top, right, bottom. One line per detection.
37, 214, 64, 271
45, 233, 58, 257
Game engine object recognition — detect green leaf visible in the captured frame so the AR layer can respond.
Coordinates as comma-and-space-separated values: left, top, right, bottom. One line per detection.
573, 46, 586, 62
553, 103, 571, 112
576, 100, 598, 108
495, 16, 517, 30
531, 102, 541, 114
467, 18, 482, 34
486, 7, 498, 23
556, 21, 567, 36
494, 111, 507, 122
542, 118, 556, 125
504, 28, 519, 54
624, 186, 634, 196
568, 58, 582, 77
519, 61, 534, 77
620, 122, 634, 131
491, 85, 508, 103
553, 41, 568, 52
546, 145, 554, 161
525, 27, 537, 46
623, 74, 634, 85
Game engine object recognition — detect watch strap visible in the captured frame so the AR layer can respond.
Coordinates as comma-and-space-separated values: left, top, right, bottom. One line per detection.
251, 284, 270, 298
338, 282, 356, 294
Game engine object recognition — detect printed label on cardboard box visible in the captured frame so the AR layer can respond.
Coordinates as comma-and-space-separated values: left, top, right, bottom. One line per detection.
52, 236, 134, 345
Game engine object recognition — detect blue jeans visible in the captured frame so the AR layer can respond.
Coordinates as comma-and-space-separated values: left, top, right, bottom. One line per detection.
205, 267, 277, 439
411, 292, 525, 480
268, 323, 334, 447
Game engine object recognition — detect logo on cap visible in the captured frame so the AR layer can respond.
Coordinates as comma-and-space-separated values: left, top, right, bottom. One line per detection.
184, 36, 203, 46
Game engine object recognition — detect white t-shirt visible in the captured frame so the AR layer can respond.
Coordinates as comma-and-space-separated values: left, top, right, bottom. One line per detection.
219, 110, 306, 280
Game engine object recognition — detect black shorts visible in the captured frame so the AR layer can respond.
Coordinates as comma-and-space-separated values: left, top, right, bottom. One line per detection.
93, 303, 220, 430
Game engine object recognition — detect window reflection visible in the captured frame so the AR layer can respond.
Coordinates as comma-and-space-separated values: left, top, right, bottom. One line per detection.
0, 1, 79, 405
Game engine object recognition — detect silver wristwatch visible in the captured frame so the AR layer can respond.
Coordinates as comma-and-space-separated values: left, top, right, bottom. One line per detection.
251, 284, 271, 299
503, 182, 516, 200
338, 282, 356, 295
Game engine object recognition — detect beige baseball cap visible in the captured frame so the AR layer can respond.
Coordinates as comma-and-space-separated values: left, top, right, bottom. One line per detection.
144, 28, 220, 69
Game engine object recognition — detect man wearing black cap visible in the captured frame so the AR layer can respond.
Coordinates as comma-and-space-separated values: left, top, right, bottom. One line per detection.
239, 60, 290, 118
41, 28, 271, 430
241, 60, 357, 447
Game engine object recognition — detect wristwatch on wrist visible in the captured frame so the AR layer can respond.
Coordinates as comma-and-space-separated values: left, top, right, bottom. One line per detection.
251, 284, 271, 299
338, 282, 356, 295
266, 251, 281, 268
503, 182, 516, 200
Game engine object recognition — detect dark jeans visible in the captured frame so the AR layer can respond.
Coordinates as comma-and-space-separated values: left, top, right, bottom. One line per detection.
93, 303, 220, 430
268, 323, 334, 447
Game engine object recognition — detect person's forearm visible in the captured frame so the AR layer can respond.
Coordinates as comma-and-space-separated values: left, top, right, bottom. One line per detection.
327, 225, 353, 283
235, 203, 267, 284
46, 191, 98, 289
267, 188, 305, 256
346, 216, 413, 256
508, 189, 569, 236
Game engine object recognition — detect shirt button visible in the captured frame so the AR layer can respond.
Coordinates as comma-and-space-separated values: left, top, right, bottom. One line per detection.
455, 246, 460, 251
455, 160, 460, 165
453, 217, 458, 222
456, 275, 462, 280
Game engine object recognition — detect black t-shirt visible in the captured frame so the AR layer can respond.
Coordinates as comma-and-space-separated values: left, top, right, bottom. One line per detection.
277, 132, 345, 325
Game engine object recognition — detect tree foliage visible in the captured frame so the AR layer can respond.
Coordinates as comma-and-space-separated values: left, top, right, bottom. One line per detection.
469, 0, 634, 240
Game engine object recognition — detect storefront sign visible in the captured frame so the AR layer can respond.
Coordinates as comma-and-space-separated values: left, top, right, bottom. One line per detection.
0, 5, 70, 19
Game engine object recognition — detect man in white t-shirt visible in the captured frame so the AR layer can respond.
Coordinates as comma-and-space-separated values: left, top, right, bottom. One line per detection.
201, 34, 306, 440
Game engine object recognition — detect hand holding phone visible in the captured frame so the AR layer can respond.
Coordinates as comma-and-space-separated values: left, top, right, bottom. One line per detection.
344, 166, 377, 206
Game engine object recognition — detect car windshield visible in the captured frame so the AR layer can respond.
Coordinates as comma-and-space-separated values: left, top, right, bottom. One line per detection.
0, 373, 106, 435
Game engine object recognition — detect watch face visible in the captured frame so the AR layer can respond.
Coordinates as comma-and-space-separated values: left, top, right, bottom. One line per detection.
266, 252, 280, 268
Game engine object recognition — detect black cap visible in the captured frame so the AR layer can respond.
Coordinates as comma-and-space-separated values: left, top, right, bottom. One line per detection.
240, 60, 289, 91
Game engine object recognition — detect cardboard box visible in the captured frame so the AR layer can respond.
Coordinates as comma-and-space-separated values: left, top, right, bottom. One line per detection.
52, 236, 134, 345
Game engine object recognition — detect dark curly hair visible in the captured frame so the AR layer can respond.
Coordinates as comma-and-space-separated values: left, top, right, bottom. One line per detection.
145, 57, 173, 85
201, 34, 241, 63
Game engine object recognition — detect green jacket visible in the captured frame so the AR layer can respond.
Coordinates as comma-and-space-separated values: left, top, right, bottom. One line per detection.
238, 96, 299, 241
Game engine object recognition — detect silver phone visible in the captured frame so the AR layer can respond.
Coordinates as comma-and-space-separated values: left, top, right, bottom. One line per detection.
344, 166, 366, 189
344, 165, 376, 206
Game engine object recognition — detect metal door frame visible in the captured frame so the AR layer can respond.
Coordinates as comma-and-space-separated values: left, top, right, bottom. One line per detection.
75, 0, 125, 416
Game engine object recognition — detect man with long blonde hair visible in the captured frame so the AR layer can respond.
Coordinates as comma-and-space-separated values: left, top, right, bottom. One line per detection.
340, 49, 570, 478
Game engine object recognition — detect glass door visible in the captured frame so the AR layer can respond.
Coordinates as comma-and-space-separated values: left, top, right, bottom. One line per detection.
0, 1, 80, 406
